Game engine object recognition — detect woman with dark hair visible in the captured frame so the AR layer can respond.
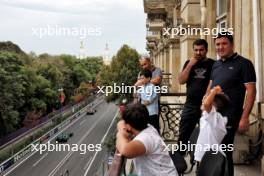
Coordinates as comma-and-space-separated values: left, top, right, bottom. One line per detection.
116, 103, 178, 176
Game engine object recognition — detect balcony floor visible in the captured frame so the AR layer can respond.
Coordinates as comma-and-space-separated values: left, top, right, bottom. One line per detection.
184, 157, 261, 176
125, 157, 261, 176
234, 160, 261, 176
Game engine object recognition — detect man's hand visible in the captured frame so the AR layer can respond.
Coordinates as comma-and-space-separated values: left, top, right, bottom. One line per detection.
116, 121, 131, 140
117, 120, 126, 131
143, 100, 150, 106
116, 129, 130, 139
178, 56, 198, 84
188, 57, 199, 66
134, 79, 144, 87
238, 117, 249, 133
238, 83, 256, 133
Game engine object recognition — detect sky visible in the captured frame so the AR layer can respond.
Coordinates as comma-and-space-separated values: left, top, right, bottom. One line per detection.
0, 0, 147, 58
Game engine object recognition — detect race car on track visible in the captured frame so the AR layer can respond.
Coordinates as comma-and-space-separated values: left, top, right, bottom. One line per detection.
55, 132, 73, 143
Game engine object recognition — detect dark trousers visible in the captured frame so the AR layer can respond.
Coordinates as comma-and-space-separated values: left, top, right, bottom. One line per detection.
149, 114, 160, 134
221, 119, 240, 176
178, 105, 201, 155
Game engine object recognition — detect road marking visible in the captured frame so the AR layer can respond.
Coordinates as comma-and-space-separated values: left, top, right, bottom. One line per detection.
3, 99, 104, 176
3, 119, 78, 176
48, 106, 114, 176
32, 153, 48, 167
79, 119, 87, 126
83, 157, 92, 170
84, 109, 119, 176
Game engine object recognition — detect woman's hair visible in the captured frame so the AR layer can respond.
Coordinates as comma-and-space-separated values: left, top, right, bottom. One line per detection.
122, 103, 149, 131
214, 94, 230, 115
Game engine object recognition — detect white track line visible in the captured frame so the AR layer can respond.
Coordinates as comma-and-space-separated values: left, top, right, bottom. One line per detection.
79, 119, 87, 126
48, 106, 113, 176
32, 153, 48, 167
3, 99, 104, 176
83, 109, 119, 176
83, 157, 92, 170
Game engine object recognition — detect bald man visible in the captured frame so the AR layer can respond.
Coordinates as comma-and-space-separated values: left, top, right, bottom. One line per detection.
134, 56, 162, 87
134, 56, 163, 133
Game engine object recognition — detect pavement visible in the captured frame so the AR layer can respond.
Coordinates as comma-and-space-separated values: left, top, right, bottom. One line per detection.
125, 154, 262, 176
234, 160, 261, 176
184, 157, 261, 176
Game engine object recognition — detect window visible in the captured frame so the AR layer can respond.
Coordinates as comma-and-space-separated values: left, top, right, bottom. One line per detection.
217, 20, 227, 29
216, 0, 227, 17
216, 0, 227, 30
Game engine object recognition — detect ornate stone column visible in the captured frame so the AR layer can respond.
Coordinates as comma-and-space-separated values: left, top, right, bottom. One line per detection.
169, 39, 180, 93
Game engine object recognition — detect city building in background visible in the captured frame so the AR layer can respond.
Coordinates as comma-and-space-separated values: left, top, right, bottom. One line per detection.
144, 0, 264, 173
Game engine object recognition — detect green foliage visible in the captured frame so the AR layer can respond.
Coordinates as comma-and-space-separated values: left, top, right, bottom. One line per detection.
0, 52, 25, 136
98, 44, 140, 102
37, 64, 64, 88
0, 42, 103, 137
81, 56, 103, 79
0, 41, 140, 138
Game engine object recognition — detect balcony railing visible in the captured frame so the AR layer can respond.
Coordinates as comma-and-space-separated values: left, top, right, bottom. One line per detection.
161, 73, 172, 90
143, 0, 166, 13
146, 30, 160, 42
146, 19, 166, 30
108, 93, 186, 176
107, 150, 125, 176
160, 93, 186, 142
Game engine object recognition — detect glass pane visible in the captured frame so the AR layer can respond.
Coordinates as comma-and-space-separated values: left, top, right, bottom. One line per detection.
216, 0, 227, 16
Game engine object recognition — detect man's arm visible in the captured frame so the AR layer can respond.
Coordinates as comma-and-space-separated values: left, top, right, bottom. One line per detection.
116, 121, 146, 158
151, 76, 162, 86
178, 58, 198, 84
239, 83, 256, 132
136, 76, 161, 87
134, 71, 143, 87
116, 131, 146, 158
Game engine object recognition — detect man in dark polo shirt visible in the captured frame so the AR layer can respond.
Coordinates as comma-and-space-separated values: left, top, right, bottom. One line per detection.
178, 39, 215, 154
207, 32, 256, 176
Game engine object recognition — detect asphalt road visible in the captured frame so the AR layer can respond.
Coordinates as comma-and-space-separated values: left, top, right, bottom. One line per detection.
2, 98, 118, 176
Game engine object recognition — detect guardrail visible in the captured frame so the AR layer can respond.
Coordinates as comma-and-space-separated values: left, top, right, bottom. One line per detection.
0, 98, 92, 149
0, 97, 99, 175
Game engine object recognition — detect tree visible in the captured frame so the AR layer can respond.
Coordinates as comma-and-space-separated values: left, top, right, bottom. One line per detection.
0, 52, 25, 137
81, 56, 103, 80
37, 64, 64, 89
98, 44, 140, 102
0, 42, 105, 137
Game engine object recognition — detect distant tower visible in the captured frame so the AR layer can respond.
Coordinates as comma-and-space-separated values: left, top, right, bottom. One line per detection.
79, 40, 86, 59
103, 42, 111, 65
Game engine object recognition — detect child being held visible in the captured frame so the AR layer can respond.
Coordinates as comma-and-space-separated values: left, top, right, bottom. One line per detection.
194, 85, 230, 162
137, 69, 159, 133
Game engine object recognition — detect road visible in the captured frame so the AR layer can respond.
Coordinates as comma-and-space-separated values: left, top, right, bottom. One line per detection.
2, 99, 118, 176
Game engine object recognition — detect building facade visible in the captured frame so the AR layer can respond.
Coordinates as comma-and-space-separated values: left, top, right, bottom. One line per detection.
144, 0, 264, 173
